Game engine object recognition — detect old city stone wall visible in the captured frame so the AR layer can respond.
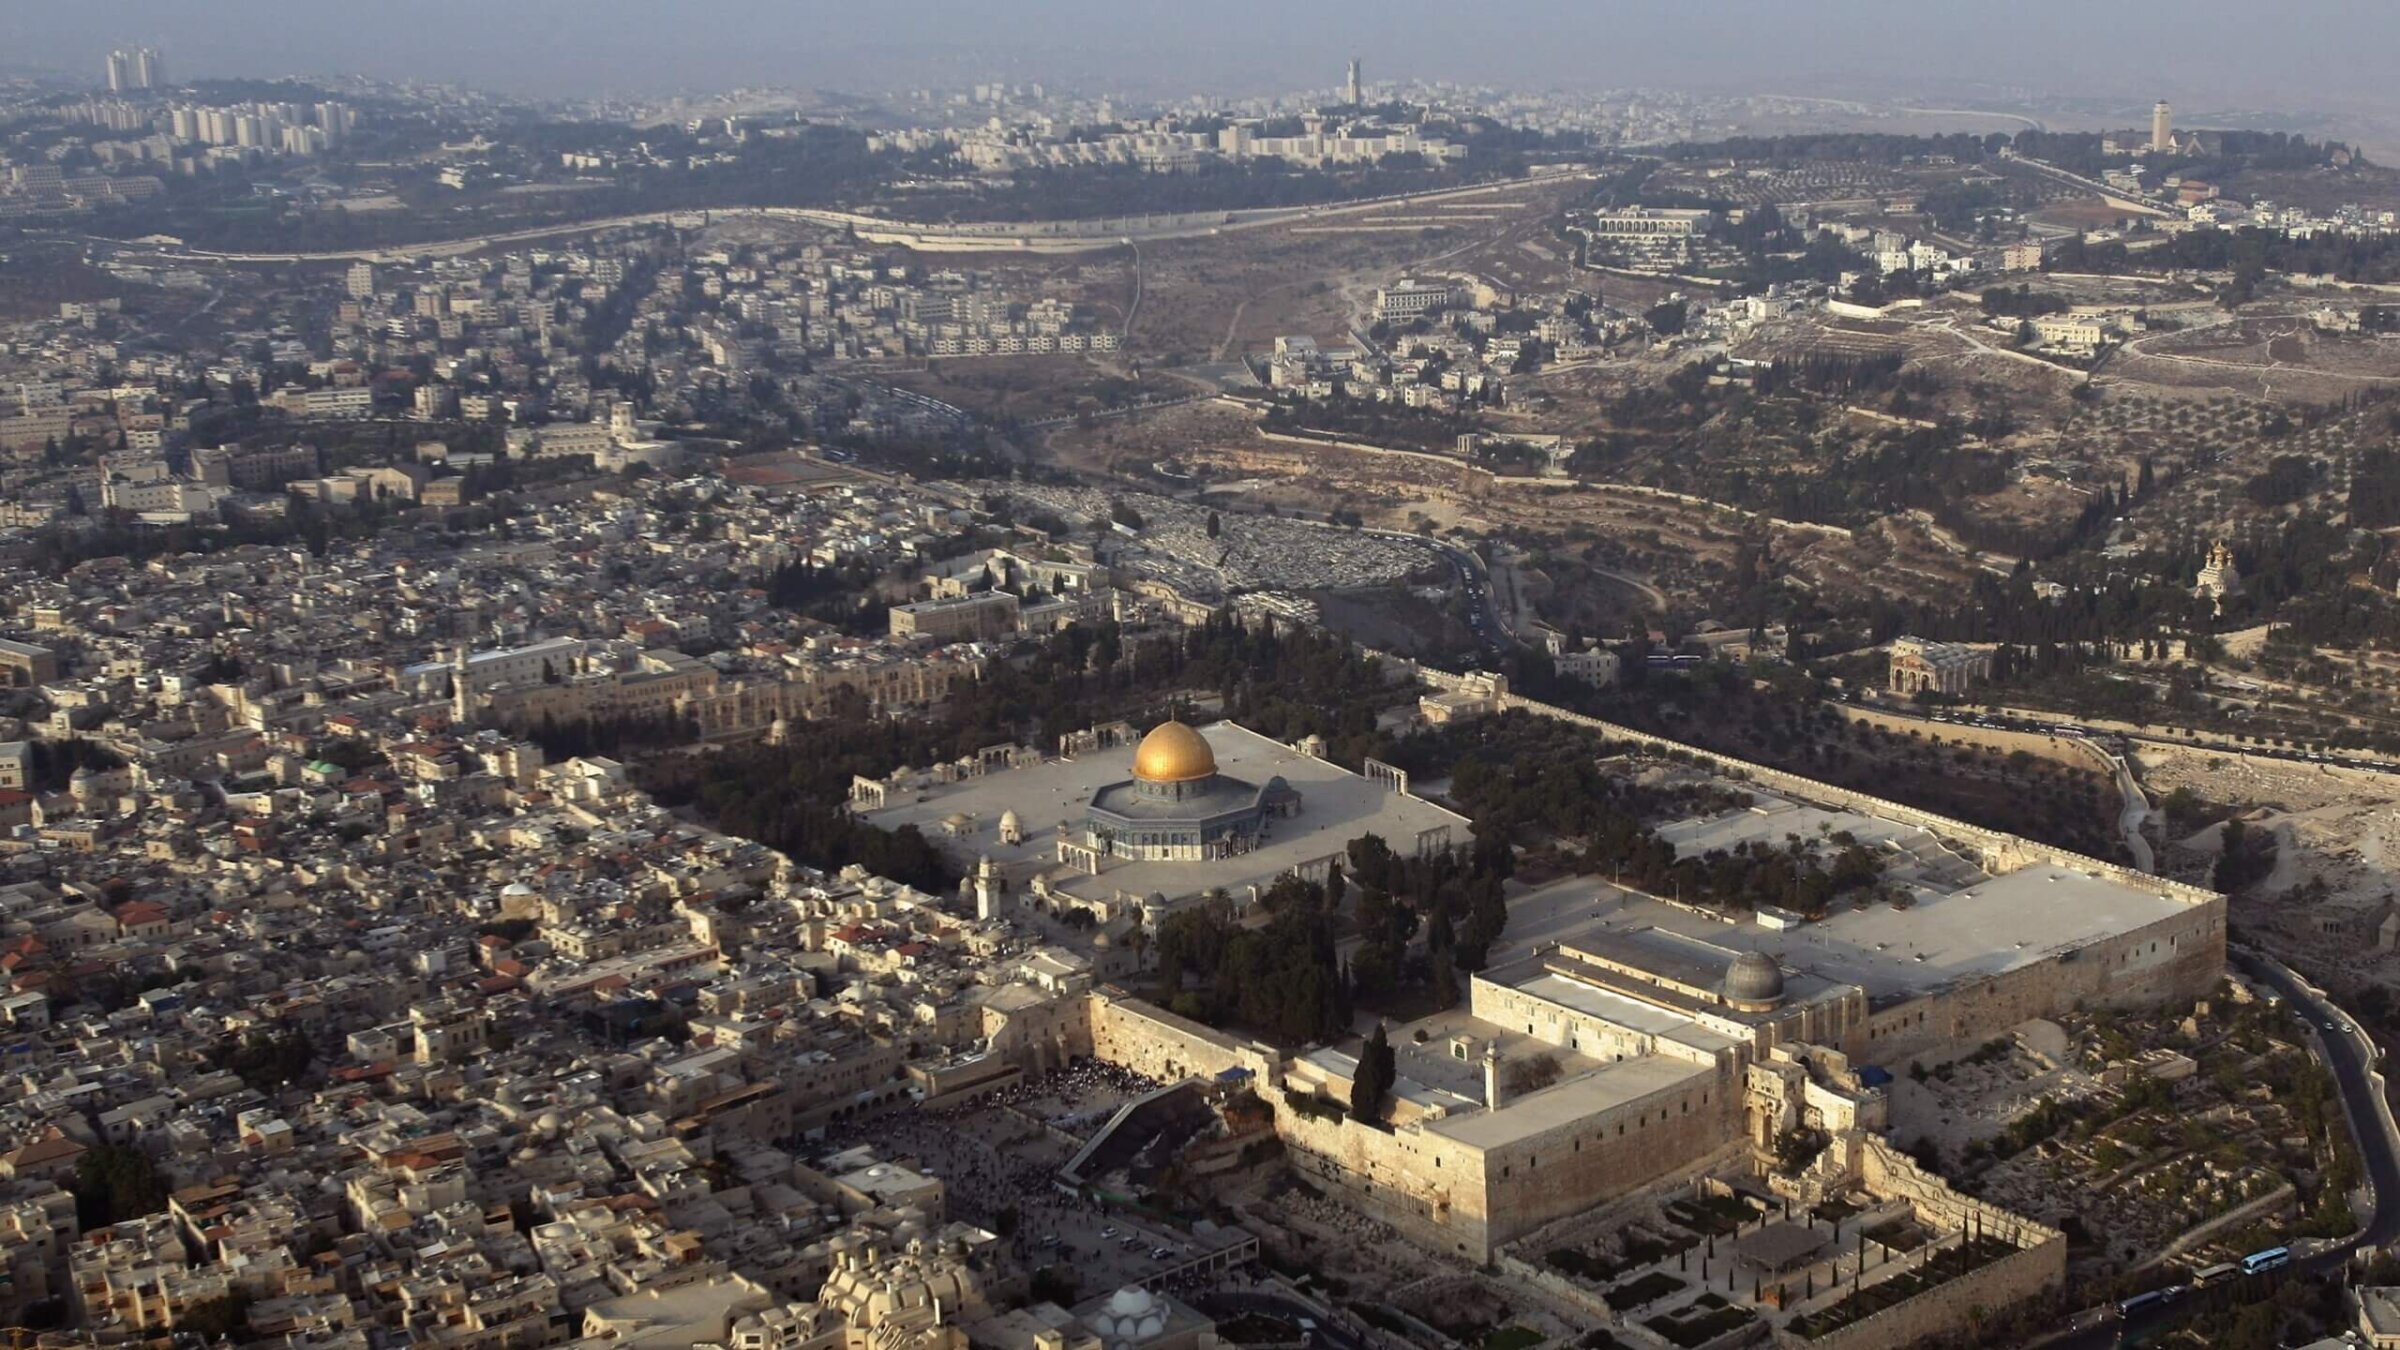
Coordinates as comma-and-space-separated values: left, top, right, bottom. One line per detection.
982, 991, 1095, 1077
1847, 897, 2224, 1065
1761, 1136, 2066, 1350
1491, 1250, 1619, 1323
1837, 706, 2092, 770
1769, 1235, 2064, 1350
1085, 992, 1273, 1085
1081, 990, 1736, 1260
1271, 1101, 1488, 1257
1474, 1067, 1744, 1258
1430, 689, 2229, 1065
1486, 692, 2218, 911
1853, 1135, 2057, 1246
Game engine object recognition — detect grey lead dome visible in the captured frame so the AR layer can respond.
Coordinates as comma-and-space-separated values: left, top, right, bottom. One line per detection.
1724, 950, 1786, 1006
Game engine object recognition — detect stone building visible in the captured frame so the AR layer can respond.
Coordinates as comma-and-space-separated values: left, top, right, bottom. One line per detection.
2195, 539, 2242, 612
1057, 772, 2222, 1263
1082, 721, 1300, 863
889, 591, 1020, 644
0, 639, 58, 688
854, 683, 2223, 1269
859, 719, 1464, 923
1886, 636, 1991, 696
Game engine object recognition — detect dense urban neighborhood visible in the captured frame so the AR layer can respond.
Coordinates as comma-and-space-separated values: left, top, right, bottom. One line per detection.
5, 15, 2400, 1350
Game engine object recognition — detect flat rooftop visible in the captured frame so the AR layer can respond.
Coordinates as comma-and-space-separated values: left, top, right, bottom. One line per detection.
1297, 1045, 1487, 1117
1538, 858, 2191, 1003
1371, 1008, 1623, 1109
1509, 971, 1744, 1057
1543, 929, 1850, 1026
863, 722, 1467, 903
2360, 1285, 2400, 1337
1424, 1053, 1713, 1149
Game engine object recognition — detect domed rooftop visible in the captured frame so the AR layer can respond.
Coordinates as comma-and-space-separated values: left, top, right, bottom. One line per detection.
1724, 950, 1785, 1007
1087, 1286, 1169, 1347
1131, 720, 1216, 784
1106, 1287, 1157, 1319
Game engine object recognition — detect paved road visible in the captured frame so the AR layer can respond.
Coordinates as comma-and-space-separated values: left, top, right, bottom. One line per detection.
1588, 564, 1668, 614
2003, 152, 2175, 215
2047, 950, 2400, 1347
1424, 538, 1512, 660
1021, 392, 1209, 432
1122, 238, 1144, 342
1838, 692, 2400, 784
2110, 753, 2157, 874
59, 173, 1596, 266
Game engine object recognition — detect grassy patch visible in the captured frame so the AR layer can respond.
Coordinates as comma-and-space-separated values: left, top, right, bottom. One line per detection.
1644, 1305, 1758, 1348
1789, 1236, 2019, 1339
1666, 1194, 1759, 1235
1605, 1271, 1687, 1310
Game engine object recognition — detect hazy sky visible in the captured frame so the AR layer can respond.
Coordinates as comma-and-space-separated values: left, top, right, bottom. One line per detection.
14, 1, 2400, 121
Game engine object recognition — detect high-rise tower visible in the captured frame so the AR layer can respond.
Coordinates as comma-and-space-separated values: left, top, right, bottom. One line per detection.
106, 48, 162, 93
1346, 58, 1362, 108
2151, 100, 2172, 154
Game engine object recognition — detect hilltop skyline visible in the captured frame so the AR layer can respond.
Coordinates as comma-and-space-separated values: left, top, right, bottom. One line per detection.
14, 0, 2400, 119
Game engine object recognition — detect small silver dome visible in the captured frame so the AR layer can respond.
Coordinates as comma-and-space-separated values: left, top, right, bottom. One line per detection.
1724, 951, 1785, 1007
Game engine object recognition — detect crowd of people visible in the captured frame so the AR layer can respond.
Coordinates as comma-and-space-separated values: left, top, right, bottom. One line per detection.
817, 1059, 1187, 1287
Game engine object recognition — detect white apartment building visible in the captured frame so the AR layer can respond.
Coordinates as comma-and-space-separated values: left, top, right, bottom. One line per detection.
1375, 279, 1459, 321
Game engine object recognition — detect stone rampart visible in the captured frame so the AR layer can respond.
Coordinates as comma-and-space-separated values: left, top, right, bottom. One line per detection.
1086, 990, 1271, 1084
1766, 1135, 2066, 1350
1493, 691, 2213, 910
1771, 1235, 2062, 1350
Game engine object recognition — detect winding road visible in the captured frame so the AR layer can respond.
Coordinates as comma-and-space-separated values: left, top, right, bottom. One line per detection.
60, 173, 1597, 267
1588, 564, 1668, 614
2049, 949, 2400, 1347
1121, 239, 1144, 344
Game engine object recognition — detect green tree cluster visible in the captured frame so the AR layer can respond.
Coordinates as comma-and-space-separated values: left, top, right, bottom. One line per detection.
1154, 890, 1351, 1044
1351, 1023, 1396, 1124
211, 1029, 316, 1094
71, 1144, 169, 1229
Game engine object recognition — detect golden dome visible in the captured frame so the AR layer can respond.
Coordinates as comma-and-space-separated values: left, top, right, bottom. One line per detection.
1132, 720, 1217, 784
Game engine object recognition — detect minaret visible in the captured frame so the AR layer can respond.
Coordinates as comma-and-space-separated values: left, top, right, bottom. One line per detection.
1483, 1040, 1505, 1111
974, 855, 1002, 922
1345, 58, 1362, 109
450, 645, 472, 727
2151, 100, 2172, 154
